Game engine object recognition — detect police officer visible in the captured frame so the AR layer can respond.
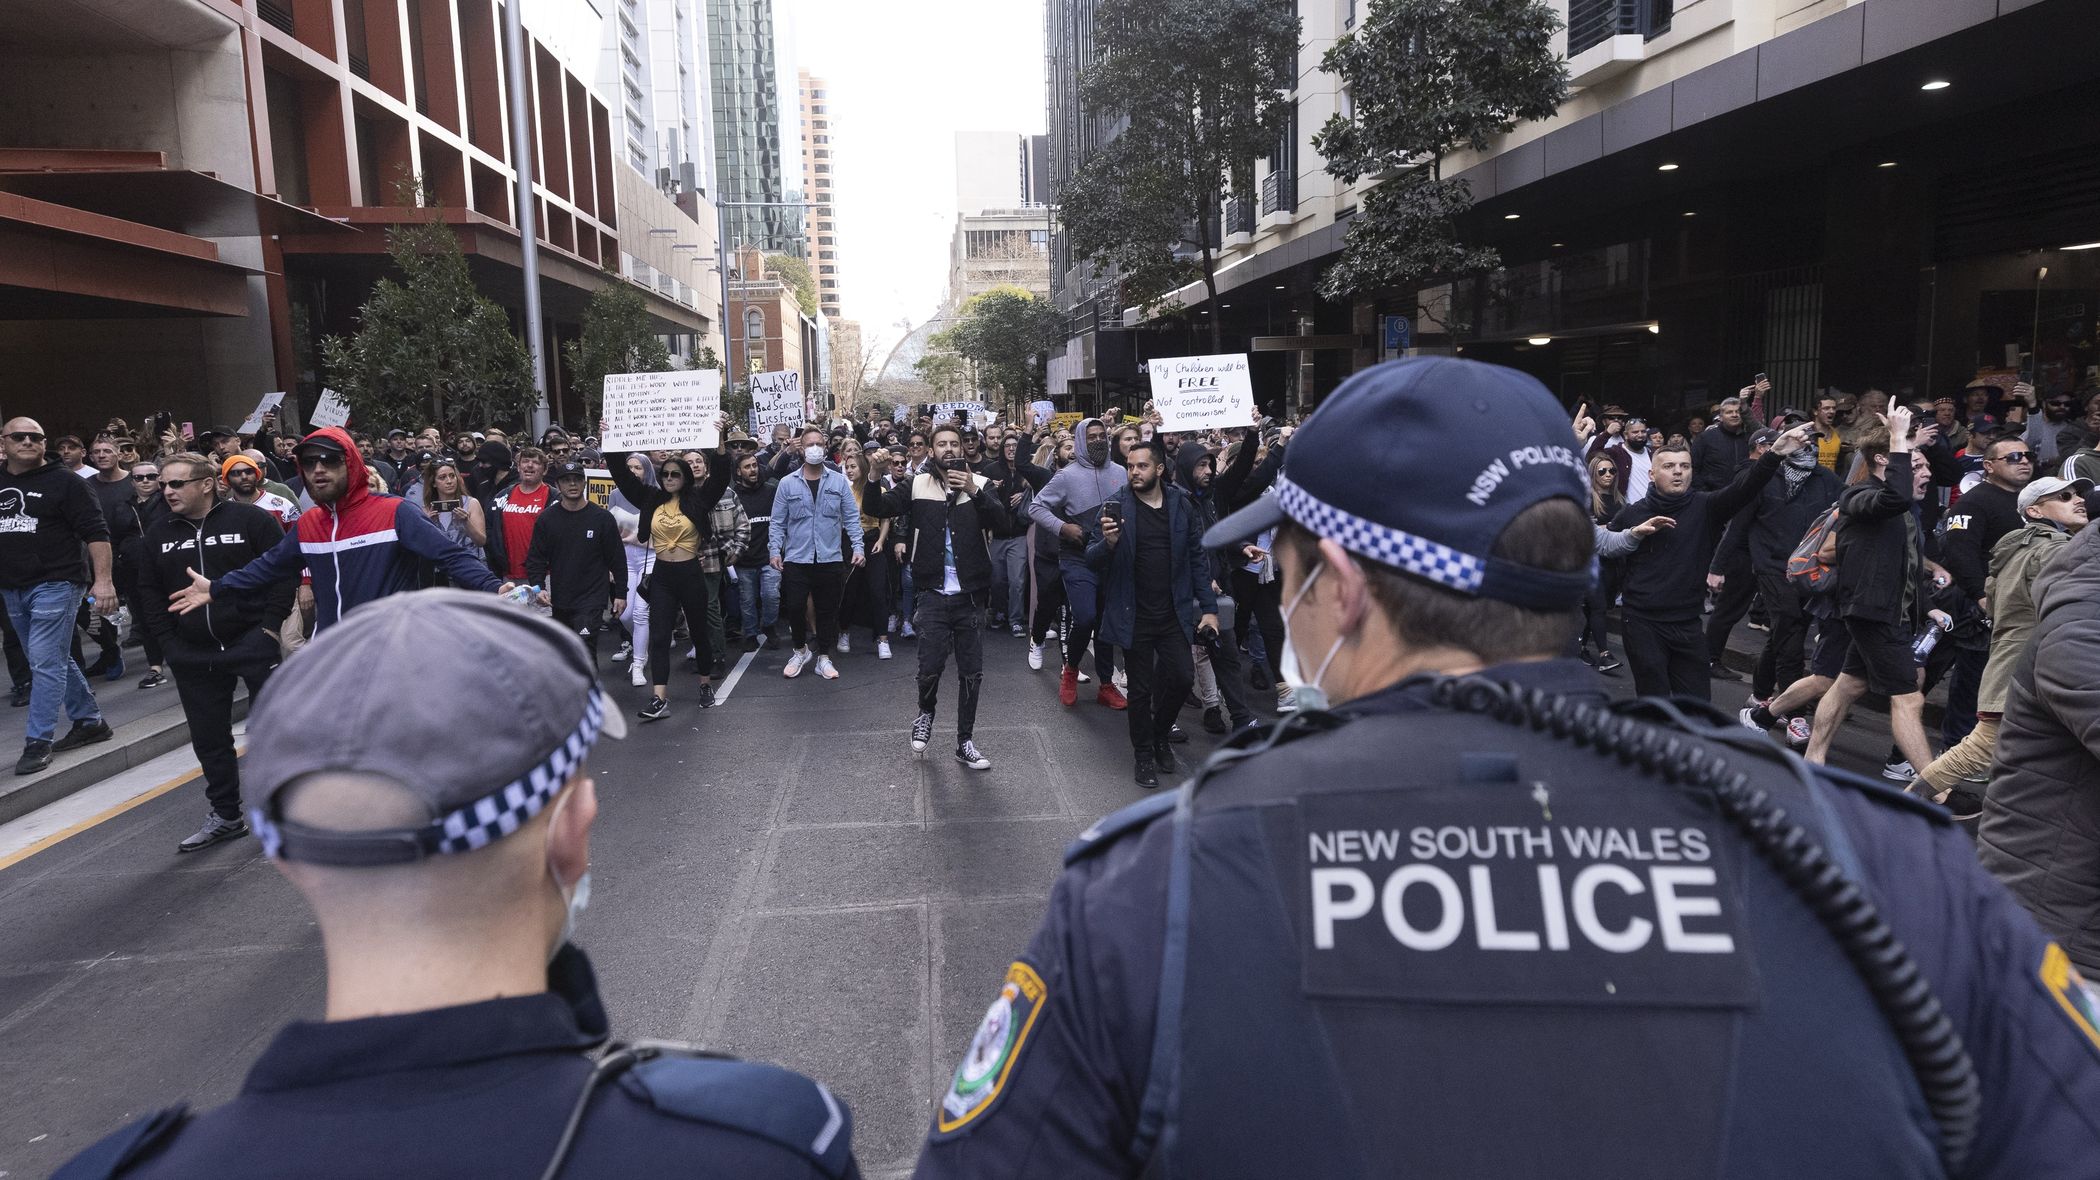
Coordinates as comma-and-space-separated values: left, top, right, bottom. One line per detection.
57, 590, 859, 1179
914, 358, 2100, 1179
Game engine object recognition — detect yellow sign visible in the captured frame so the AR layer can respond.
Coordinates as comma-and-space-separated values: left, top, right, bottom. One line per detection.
585, 469, 615, 509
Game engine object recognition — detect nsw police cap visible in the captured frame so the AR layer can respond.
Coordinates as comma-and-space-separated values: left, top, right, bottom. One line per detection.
245, 589, 624, 866
1203, 357, 1592, 609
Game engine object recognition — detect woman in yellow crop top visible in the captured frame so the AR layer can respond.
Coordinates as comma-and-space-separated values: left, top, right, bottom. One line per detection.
604, 415, 732, 722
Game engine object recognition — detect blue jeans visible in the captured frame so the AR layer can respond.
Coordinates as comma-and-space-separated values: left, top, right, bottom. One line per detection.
2, 582, 103, 744
736, 564, 781, 634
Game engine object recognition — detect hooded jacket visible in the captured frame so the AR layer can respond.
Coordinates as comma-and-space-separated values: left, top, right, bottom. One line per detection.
1978, 523, 2100, 974
1975, 519, 2074, 714
136, 498, 295, 666
1027, 417, 1127, 557
212, 427, 504, 630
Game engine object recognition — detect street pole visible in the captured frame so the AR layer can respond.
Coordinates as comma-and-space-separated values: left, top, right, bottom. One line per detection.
716, 199, 822, 432
501, 0, 550, 437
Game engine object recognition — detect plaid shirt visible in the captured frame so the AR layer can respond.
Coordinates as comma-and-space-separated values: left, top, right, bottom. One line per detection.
700, 492, 749, 573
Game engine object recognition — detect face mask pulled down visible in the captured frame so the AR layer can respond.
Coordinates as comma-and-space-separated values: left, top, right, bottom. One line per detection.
1280, 561, 1347, 713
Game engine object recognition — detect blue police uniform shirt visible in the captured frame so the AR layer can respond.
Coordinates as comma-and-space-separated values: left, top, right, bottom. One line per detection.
58, 946, 858, 1179
914, 658, 2100, 1179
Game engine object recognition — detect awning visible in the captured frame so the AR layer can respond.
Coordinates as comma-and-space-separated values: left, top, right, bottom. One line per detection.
0, 169, 356, 239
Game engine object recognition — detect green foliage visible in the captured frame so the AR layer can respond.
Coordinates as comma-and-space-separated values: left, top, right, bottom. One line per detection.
1315, 0, 1568, 300
765, 253, 820, 318
913, 350, 972, 399
319, 206, 534, 432
563, 276, 672, 427
1059, 0, 1300, 339
942, 287, 1061, 405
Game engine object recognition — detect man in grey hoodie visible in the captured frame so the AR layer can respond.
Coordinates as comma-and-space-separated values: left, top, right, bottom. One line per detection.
1027, 417, 1128, 709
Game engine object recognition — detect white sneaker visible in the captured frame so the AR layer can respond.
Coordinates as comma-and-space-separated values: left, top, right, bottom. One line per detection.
877, 638, 893, 660
611, 641, 632, 663
630, 661, 647, 687
1276, 684, 1298, 713
685, 646, 697, 661
1882, 759, 1916, 783
784, 648, 812, 678
1028, 642, 1044, 671
814, 655, 839, 680
1112, 668, 1128, 695
901, 621, 916, 638
1077, 669, 1092, 684
837, 634, 851, 654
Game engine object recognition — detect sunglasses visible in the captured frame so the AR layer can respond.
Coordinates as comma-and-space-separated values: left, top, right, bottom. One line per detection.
161, 476, 210, 489
1992, 451, 2034, 464
298, 453, 346, 470
6, 431, 45, 443
2044, 490, 2081, 505
132, 474, 160, 482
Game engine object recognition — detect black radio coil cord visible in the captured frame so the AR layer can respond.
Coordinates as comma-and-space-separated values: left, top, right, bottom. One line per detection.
1429, 676, 1981, 1176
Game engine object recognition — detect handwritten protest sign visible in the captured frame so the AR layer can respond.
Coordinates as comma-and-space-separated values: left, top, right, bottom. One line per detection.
309, 388, 351, 429
1031, 400, 1055, 426
932, 400, 986, 424
602, 369, 722, 451
750, 370, 804, 433
237, 392, 285, 434
1147, 353, 1255, 432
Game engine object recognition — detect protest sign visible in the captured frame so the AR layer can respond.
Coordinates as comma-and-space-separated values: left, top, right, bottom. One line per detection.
932, 400, 986, 424
602, 369, 722, 451
236, 392, 285, 435
309, 388, 351, 429
979, 410, 999, 431
1147, 353, 1255, 432
1031, 400, 1055, 426
750, 370, 804, 433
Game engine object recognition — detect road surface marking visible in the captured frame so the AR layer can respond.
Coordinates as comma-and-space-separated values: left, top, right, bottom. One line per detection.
0, 731, 241, 869
713, 648, 758, 704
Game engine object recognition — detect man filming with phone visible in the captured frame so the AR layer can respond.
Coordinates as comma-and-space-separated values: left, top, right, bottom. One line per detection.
1087, 438, 1218, 788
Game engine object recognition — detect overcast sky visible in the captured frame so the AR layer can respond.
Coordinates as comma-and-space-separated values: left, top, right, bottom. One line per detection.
790, 0, 1045, 367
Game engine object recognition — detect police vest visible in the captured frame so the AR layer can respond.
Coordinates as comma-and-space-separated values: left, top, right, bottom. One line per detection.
1105, 690, 1954, 1179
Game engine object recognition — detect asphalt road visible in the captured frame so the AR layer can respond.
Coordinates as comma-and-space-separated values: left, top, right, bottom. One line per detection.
0, 624, 1909, 1179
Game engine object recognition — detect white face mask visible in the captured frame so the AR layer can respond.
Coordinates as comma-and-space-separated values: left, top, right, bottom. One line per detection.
1280, 561, 1347, 713
550, 864, 591, 960
803, 444, 826, 466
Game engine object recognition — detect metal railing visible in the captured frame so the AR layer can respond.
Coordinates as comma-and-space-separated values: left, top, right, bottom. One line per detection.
1566, 0, 1671, 56
1261, 169, 1296, 216
1223, 196, 1255, 236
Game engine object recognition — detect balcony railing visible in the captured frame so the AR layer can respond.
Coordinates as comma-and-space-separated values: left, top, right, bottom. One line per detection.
1260, 169, 1296, 216
1567, 0, 1671, 57
1223, 196, 1255, 237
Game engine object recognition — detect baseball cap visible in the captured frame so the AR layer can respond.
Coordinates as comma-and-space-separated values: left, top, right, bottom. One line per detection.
245, 589, 624, 865
552, 460, 588, 480
293, 431, 347, 461
1599, 404, 1630, 419
1751, 428, 1781, 449
387, 428, 410, 439
1204, 357, 1592, 609
196, 425, 237, 442
2019, 475, 2094, 515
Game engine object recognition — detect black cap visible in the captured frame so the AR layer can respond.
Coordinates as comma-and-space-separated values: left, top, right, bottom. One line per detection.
196, 425, 236, 441
293, 432, 348, 461
552, 460, 588, 480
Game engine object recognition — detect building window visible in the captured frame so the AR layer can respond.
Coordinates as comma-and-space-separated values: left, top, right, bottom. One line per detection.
745, 308, 765, 339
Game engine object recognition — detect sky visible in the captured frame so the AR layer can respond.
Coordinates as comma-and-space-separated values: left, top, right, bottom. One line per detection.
789, 0, 1046, 370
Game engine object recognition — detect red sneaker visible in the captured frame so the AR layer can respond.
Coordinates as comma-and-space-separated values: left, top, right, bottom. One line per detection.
1059, 666, 1079, 707
1097, 683, 1128, 710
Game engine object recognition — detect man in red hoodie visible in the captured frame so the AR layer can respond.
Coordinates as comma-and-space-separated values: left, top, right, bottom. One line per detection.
169, 428, 507, 631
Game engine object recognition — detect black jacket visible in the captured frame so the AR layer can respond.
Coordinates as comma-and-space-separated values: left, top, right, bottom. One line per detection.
1083, 482, 1217, 647
605, 450, 733, 550
1712, 464, 1843, 576
524, 502, 625, 613
1690, 423, 1753, 492
0, 461, 110, 589
1833, 453, 1931, 627
731, 476, 778, 568
978, 455, 1049, 539
866, 470, 1012, 595
1612, 451, 1780, 620
136, 499, 296, 666
1938, 480, 2023, 604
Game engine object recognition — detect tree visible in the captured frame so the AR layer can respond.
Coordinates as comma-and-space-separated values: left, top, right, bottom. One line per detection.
1057, 0, 1299, 351
765, 253, 820, 318
944, 287, 1062, 411
1314, 0, 1569, 303
913, 349, 972, 399
319, 199, 534, 433
563, 275, 673, 427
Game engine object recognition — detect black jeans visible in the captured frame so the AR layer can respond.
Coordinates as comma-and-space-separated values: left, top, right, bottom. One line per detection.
1030, 553, 1065, 643
1125, 615, 1195, 753
915, 591, 984, 741
1199, 626, 1259, 729
781, 561, 848, 652
844, 534, 892, 641
646, 560, 714, 689
1621, 611, 1709, 700
1231, 569, 1285, 684
554, 605, 606, 660
173, 655, 276, 820
1751, 571, 1810, 700
1942, 643, 1986, 748
1703, 553, 1757, 662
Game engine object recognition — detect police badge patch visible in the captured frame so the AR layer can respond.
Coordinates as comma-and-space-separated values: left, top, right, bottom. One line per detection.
935, 961, 1045, 1135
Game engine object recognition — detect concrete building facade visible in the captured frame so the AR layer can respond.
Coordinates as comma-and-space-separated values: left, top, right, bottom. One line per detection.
799, 69, 842, 320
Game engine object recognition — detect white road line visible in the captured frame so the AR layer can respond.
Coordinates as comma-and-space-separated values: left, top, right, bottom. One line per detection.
711, 648, 758, 704
0, 725, 240, 863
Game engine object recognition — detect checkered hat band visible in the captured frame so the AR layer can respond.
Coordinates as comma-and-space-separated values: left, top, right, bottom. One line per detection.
434, 688, 610, 855
1272, 475, 1486, 594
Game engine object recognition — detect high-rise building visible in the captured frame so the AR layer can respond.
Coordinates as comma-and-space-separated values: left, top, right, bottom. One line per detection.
593, 0, 714, 197
799, 69, 842, 319
954, 131, 1046, 217
708, 0, 804, 256
1020, 133, 1050, 206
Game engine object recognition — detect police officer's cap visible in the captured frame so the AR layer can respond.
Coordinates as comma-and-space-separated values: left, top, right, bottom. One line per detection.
245, 589, 624, 866
1204, 356, 1591, 610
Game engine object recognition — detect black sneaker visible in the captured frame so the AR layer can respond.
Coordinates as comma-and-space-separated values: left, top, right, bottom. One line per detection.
710, 657, 728, 678
1134, 751, 1159, 789
956, 740, 992, 771
137, 670, 167, 690
911, 712, 934, 754
51, 718, 113, 753
15, 740, 52, 776
697, 682, 718, 709
8, 682, 28, 708
177, 813, 249, 853
1167, 724, 1189, 743
1707, 661, 1742, 682
1592, 649, 1622, 674
638, 696, 670, 723
1153, 744, 1178, 774
1201, 706, 1228, 734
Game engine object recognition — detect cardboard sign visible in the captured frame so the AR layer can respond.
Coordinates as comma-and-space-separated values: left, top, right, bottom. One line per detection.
933, 400, 986, 424
1031, 400, 1055, 426
309, 388, 351, 429
751, 370, 805, 433
1148, 353, 1255, 432
237, 391, 285, 434
602, 369, 722, 451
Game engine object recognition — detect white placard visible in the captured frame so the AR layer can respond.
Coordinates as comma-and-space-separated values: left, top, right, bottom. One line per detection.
309, 388, 351, 429
979, 410, 999, 431
932, 400, 986, 424
602, 369, 722, 451
1031, 400, 1055, 426
1147, 353, 1255, 432
237, 391, 285, 434
892, 404, 908, 423
750, 370, 805, 433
